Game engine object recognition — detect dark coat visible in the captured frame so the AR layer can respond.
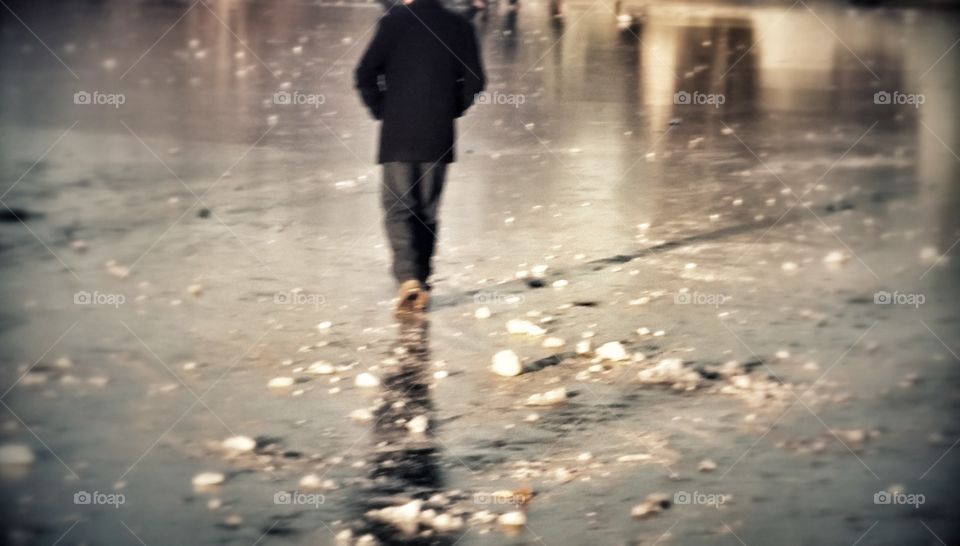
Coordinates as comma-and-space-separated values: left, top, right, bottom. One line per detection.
355, 0, 485, 164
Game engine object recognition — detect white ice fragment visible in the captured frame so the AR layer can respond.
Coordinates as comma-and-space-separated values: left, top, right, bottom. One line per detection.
427, 512, 463, 532
551, 279, 568, 289
824, 251, 848, 265
525, 387, 567, 406
317, 321, 332, 330
367, 500, 422, 535
498, 510, 527, 527
356, 535, 377, 546
350, 408, 373, 422
406, 415, 429, 434
299, 473, 322, 490
575, 340, 592, 355
919, 246, 941, 265
542, 337, 565, 349
492, 350, 522, 377
267, 377, 295, 389
596, 341, 628, 361
697, 458, 717, 472
506, 319, 546, 336
192, 472, 225, 489
781, 262, 798, 272
637, 358, 702, 389
0, 444, 34, 466
308, 361, 335, 374
222, 436, 256, 453
355, 373, 380, 388
475, 306, 492, 319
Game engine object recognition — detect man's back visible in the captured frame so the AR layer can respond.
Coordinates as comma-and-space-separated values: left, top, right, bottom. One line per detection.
355, 0, 485, 163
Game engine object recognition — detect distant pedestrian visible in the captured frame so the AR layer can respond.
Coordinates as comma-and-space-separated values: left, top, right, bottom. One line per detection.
355, 0, 485, 314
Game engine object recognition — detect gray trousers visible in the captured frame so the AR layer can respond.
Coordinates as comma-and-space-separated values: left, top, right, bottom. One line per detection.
381, 162, 447, 284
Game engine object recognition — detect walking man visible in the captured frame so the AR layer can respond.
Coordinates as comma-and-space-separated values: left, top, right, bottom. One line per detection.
355, 0, 485, 314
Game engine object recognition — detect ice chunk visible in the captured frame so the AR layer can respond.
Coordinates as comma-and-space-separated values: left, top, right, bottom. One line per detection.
498, 510, 527, 527
542, 337, 565, 349
492, 350, 522, 377
367, 500, 422, 535
350, 408, 373, 422
506, 319, 546, 336
0, 444, 34, 466
355, 373, 380, 388
267, 377, 294, 389
222, 436, 256, 453
406, 415, 429, 434
308, 361, 335, 374
596, 341, 628, 361
192, 472, 225, 489
526, 387, 567, 406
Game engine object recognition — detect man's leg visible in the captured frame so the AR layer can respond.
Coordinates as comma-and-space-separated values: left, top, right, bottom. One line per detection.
412, 162, 447, 284
381, 162, 421, 284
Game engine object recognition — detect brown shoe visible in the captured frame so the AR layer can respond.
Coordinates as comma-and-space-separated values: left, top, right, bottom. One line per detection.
396, 279, 422, 315
412, 285, 430, 312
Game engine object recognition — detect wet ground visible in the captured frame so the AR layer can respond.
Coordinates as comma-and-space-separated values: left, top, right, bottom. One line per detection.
1, 0, 960, 544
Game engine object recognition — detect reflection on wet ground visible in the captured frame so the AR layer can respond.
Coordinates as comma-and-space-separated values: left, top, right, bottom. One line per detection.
358, 318, 453, 545
1, 0, 959, 544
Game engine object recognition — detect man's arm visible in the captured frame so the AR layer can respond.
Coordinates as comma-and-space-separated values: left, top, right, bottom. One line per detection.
456, 22, 485, 117
355, 18, 393, 120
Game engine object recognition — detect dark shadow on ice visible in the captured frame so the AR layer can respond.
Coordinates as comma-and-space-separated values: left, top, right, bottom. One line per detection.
351, 317, 459, 545
432, 212, 795, 309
